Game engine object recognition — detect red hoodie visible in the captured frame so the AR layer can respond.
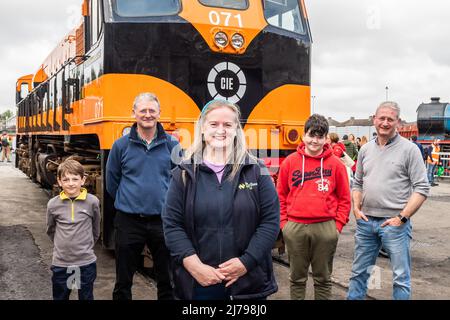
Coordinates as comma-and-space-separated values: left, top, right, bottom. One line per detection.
277, 143, 351, 232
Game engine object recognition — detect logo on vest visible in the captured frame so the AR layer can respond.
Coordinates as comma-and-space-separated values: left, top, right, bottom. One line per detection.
239, 182, 258, 190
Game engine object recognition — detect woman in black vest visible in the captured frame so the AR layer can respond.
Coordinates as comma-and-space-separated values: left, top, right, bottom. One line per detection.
162, 100, 280, 300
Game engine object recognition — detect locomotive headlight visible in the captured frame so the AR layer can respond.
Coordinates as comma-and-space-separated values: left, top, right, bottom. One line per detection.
288, 129, 299, 143
122, 126, 131, 136
231, 33, 245, 49
285, 127, 300, 145
214, 32, 229, 48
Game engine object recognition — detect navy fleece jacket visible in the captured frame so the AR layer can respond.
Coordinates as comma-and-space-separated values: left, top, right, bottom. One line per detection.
106, 122, 181, 215
162, 160, 280, 299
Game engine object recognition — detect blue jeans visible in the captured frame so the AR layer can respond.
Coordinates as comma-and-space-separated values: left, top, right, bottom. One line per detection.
347, 217, 412, 300
51, 262, 97, 300
427, 164, 436, 184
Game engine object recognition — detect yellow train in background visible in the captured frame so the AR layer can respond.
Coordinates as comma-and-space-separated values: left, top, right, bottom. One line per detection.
16, 0, 312, 248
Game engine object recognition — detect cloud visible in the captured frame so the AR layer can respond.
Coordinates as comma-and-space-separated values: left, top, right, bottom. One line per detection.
306, 0, 450, 121
0, 0, 82, 113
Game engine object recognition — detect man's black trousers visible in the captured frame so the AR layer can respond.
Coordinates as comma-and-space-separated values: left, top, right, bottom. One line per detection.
112, 211, 173, 300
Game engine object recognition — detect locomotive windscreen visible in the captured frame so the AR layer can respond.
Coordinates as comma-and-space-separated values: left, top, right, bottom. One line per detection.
199, 0, 248, 10
114, 0, 181, 17
264, 0, 306, 34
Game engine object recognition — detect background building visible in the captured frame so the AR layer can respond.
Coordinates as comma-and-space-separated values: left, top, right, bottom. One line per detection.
327, 116, 376, 140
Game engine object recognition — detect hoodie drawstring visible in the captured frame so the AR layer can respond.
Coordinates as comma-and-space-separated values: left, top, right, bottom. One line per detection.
300, 153, 325, 192
301, 155, 305, 187
320, 157, 324, 191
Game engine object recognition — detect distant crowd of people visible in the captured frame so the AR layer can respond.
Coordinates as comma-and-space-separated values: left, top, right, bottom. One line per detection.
44, 95, 433, 301
1, 131, 12, 162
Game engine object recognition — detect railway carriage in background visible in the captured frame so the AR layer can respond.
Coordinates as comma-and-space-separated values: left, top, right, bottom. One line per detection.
15, 0, 312, 248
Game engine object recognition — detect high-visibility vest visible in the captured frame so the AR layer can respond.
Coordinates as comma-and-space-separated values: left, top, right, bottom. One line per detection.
427, 145, 440, 164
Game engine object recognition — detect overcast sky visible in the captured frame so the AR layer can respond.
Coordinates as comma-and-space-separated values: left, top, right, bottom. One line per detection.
1, 0, 449, 122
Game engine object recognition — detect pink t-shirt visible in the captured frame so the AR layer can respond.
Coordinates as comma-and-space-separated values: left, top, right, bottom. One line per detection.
203, 160, 226, 183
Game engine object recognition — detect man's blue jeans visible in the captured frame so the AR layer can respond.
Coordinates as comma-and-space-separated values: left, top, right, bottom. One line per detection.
347, 216, 412, 300
427, 164, 436, 184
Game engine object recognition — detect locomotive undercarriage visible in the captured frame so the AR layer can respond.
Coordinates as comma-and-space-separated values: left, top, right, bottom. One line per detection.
16, 134, 102, 201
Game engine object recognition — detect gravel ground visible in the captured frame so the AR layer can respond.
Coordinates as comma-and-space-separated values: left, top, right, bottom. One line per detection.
0, 225, 52, 300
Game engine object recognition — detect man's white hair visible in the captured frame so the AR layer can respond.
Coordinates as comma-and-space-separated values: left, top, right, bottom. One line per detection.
133, 92, 160, 110
376, 101, 400, 119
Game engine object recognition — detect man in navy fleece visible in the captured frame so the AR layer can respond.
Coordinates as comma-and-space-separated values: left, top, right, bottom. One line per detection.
106, 93, 180, 300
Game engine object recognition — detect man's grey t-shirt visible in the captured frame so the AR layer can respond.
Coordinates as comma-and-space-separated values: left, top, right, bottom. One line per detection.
353, 134, 430, 218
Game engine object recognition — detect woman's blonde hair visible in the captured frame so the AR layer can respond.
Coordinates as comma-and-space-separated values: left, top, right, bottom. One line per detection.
184, 100, 256, 179
361, 135, 368, 145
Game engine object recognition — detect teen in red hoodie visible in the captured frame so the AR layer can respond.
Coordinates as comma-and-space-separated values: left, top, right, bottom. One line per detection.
277, 114, 351, 300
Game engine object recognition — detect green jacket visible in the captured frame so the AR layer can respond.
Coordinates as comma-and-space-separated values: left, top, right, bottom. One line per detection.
343, 140, 358, 160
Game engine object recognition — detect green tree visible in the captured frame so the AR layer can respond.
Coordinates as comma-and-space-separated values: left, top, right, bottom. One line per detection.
0, 110, 13, 120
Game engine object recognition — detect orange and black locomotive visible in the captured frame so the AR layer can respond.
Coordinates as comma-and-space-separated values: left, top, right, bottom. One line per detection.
16, 0, 312, 247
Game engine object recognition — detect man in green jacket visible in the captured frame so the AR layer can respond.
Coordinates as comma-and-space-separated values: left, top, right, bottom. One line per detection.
342, 135, 358, 160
